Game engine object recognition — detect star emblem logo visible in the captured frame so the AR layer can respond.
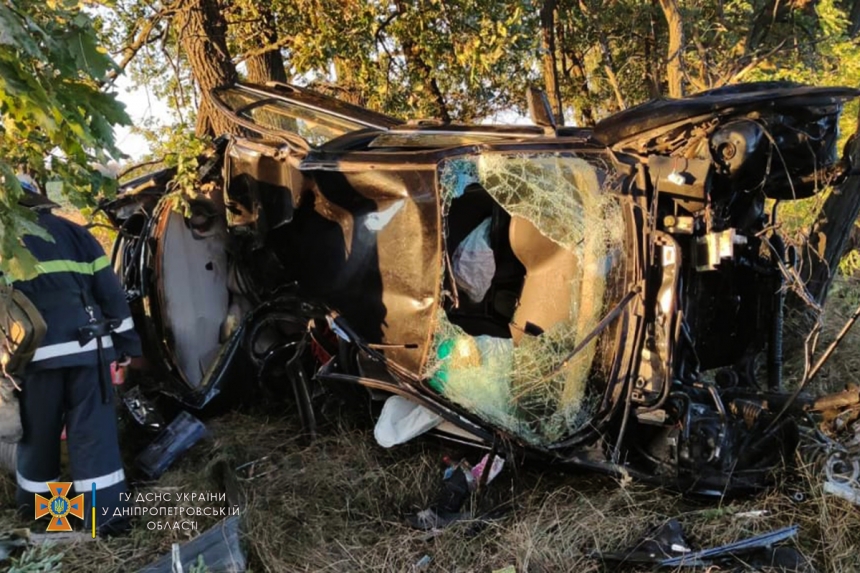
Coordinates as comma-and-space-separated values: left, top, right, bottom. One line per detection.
34, 482, 84, 532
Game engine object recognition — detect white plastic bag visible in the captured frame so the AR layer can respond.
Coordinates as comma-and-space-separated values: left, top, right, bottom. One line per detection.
374, 395, 443, 448
452, 217, 495, 303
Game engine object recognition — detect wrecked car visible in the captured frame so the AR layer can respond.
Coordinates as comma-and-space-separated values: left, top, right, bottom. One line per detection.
102, 80, 860, 497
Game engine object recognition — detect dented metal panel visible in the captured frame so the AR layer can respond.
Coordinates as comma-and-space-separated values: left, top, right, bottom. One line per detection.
269, 166, 444, 374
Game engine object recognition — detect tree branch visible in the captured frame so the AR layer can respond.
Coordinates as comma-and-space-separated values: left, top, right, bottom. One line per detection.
578, 0, 626, 109
720, 39, 789, 86
540, 0, 565, 125
235, 35, 294, 64
393, 0, 451, 122
374, 10, 399, 44
105, 9, 174, 85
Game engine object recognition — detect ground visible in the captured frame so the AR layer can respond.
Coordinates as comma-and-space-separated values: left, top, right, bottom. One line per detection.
5, 403, 860, 573
3, 243, 860, 571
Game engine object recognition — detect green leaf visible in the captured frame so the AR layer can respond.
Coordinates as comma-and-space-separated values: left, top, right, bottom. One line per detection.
65, 27, 114, 79
0, 1, 129, 269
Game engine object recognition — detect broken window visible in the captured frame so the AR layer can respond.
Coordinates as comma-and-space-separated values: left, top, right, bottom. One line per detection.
428, 153, 628, 444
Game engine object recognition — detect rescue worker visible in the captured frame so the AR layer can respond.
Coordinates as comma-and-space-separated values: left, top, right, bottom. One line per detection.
11, 177, 141, 535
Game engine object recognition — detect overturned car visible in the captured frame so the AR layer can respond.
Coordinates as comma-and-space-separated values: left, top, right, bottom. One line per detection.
103, 81, 860, 496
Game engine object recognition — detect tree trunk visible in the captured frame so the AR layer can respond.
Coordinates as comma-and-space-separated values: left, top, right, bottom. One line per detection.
560, 49, 597, 125
578, 0, 625, 110
658, 0, 684, 98
175, 0, 240, 138
557, 16, 596, 125
540, 0, 565, 125
800, 114, 860, 306
245, 5, 287, 84
599, 38, 626, 110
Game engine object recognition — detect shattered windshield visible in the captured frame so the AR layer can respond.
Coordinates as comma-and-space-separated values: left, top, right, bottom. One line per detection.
429, 153, 628, 445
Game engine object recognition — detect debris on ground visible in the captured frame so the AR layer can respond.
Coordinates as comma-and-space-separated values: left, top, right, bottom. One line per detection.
805, 383, 860, 506
406, 453, 505, 531
136, 516, 245, 573
595, 519, 812, 571
733, 509, 769, 518
136, 411, 208, 480
122, 385, 165, 432
210, 458, 245, 508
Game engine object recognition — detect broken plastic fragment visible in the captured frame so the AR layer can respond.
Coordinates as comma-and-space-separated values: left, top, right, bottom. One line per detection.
823, 479, 860, 505
596, 519, 800, 568
135, 411, 208, 479
137, 517, 245, 573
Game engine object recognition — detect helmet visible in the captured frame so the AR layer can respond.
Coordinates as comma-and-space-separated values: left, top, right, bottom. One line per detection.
17, 174, 39, 194
14, 174, 58, 210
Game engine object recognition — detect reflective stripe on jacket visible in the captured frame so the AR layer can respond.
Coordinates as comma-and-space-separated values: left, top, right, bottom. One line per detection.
12, 211, 141, 371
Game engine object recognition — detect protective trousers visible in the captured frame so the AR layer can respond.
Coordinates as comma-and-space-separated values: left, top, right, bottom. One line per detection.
15, 365, 130, 534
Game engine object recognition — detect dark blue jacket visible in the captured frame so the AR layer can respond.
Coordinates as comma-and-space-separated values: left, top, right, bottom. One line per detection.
12, 210, 141, 371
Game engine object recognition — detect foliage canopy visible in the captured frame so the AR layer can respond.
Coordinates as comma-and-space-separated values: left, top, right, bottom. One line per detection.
0, 0, 129, 279
4, 0, 860, 279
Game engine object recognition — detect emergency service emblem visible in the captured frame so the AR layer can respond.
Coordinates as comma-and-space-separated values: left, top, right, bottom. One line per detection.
34, 482, 84, 532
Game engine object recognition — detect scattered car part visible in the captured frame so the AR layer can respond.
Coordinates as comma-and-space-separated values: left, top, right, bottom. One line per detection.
0, 528, 94, 563
121, 385, 164, 432
660, 525, 799, 568
135, 411, 208, 480
597, 519, 805, 570
0, 530, 28, 562
595, 518, 691, 566
407, 454, 505, 531
137, 516, 245, 573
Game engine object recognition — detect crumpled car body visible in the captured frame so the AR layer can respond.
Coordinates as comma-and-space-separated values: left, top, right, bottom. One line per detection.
104, 81, 860, 496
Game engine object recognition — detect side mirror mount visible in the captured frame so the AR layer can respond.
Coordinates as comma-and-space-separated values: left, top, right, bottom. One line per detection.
527, 87, 557, 134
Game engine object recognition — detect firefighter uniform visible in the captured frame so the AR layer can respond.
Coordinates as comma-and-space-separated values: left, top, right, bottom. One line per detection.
11, 199, 141, 535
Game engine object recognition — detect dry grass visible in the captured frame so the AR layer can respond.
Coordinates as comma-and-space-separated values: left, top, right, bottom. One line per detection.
4, 408, 860, 572
3, 280, 860, 572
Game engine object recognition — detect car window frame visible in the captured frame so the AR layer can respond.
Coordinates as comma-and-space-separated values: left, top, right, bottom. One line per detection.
211, 83, 402, 151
